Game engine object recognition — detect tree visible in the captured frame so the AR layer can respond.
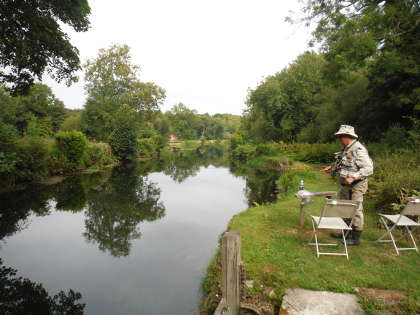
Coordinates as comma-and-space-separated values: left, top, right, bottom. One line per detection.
166, 103, 200, 140
243, 52, 325, 142
295, 0, 420, 139
108, 105, 138, 161
81, 44, 166, 141
0, 0, 91, 94
0, 83, 66, 136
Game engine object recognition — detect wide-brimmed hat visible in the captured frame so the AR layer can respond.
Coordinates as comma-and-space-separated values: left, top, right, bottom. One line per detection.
335, 125, 358, 138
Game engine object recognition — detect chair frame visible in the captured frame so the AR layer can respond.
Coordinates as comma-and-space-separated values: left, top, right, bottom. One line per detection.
309, 199, 358, 260
376, 199, 420, 255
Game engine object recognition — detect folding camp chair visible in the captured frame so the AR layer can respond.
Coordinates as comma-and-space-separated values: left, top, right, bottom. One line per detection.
376, 199, 420, 255
309, 199, 359, 260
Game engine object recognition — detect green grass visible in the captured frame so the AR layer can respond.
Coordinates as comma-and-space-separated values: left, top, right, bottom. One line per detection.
201, 168, 420, 314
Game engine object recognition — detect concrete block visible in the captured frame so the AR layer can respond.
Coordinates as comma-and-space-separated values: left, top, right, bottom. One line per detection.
280, 288, 364, 315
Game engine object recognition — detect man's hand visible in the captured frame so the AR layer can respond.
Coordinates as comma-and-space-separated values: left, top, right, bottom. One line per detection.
344, 177, 355, 185
323, 166, 332, 173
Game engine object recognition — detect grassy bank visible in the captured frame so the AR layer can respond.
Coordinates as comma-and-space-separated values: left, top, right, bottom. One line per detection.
201, 166, 420, 314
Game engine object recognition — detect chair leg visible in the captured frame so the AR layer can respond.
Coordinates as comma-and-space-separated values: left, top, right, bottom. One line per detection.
312, 220, 320, 258
342, 229, 349, 260
377, 217, 399, 255
405, 226, 418, 252
377, 217, 397, 241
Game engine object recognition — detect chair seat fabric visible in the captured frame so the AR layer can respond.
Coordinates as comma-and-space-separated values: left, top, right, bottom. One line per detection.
311, 216, 352, 230
380, 214, 420, 226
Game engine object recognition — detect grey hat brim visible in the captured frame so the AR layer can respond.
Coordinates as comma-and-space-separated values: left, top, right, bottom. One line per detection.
335, 131, 358, 138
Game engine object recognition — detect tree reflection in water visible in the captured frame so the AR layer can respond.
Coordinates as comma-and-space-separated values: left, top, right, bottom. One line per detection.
0, 259, 85, 314
83, 164, 165, 257
229, 160, 280, 207
0, 187, 52, 242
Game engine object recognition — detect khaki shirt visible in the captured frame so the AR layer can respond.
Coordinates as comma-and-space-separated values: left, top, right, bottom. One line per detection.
336, 140, 373, 181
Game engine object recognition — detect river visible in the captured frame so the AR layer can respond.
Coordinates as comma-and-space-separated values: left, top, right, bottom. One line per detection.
0, 151, 279, 315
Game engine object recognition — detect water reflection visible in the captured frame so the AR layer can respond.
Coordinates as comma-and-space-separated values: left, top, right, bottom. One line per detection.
0, 258, 85, 314
229, 160, 281, 206
0, 149, 280, 246
83, 164, 165, 257
0, 187, 52, 242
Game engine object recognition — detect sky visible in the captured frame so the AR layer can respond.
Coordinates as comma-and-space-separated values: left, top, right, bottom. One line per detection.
45, 0, 313, 115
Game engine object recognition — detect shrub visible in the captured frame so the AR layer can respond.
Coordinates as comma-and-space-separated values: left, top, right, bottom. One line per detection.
381, 125, 411, 150
292, 143, 340, 163
229, 134, 245, 151
0, 122, 18, 151
137, 137, 157, 157
255, 143, 278, 156
231, 144, 256, 161
84, 142, 116, 168
55, 131, 88, 168
152, 134, 167, 151
278, 169, 316, 195
13, 137, 53, 182
369, 151, 420, 211
108, 127, 137, 161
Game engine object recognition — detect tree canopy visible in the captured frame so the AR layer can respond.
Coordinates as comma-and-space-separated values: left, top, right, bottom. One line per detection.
0, 0, 91, 94
81, 44, 166, 142
242, 0, 419, 144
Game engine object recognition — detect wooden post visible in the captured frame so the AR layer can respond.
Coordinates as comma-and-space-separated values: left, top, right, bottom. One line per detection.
215, 231, 241, 315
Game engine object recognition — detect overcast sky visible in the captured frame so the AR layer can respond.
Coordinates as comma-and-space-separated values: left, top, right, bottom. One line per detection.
45, 0, 312, 115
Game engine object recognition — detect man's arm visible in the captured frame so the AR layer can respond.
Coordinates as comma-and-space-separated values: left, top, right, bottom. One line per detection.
352, 148, 374, 180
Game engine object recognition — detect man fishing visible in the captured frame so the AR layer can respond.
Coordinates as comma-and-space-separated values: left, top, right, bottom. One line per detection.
323, 125, 374, 245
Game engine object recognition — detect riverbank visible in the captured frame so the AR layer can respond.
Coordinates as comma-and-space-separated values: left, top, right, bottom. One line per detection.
200, 164, 420, 314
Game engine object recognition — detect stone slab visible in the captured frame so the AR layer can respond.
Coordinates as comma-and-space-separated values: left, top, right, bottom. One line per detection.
280, 288, 364, 315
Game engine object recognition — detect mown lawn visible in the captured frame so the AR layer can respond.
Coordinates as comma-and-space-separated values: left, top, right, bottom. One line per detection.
202, 168, 420, 314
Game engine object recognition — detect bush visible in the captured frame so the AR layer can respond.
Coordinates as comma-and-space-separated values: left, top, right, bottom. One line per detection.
13, 137, 53, 182
84, 142, 116, 168
137, 137, 157, 157
369, 151, 420, 211
229, 134, 245, 151
152, 134, 167, 151
231, 144, 256, 161
255, 143, 278, 156
109, 127, 137, 161
55, 131, 88, 168
381, 125, 411, 150
278, 169, 316, 195
281, 142, 340, 163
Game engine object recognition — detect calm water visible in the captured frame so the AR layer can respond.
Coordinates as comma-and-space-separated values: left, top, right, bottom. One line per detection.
0, 153, 279, 315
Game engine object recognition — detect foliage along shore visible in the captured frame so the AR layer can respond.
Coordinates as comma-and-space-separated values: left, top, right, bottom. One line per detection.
200, 149, 420, 315
0, 44, 240, 191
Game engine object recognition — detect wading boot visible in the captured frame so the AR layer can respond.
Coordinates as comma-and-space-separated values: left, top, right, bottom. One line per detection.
330, 231, 352, 239
330, 218, 352, 239
345, 230, 362, 246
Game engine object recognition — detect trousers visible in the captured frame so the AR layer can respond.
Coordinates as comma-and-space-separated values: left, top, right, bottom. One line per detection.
338, 179, 368, 231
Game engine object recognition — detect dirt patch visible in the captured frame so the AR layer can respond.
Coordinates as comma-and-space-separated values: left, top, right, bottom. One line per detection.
356, 288, 406, 303
356, 287, 410, 314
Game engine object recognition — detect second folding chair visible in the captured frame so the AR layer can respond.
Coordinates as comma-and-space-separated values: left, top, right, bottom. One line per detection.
309, 199, 359, 259
376, 198, 420, 255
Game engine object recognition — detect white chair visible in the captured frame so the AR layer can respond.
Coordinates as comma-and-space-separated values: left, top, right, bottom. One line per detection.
376, 199, 420, 255
309, 199, 359, 260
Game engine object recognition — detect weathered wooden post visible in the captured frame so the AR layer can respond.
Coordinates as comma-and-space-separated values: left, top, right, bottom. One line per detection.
214, 231, 241, 315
